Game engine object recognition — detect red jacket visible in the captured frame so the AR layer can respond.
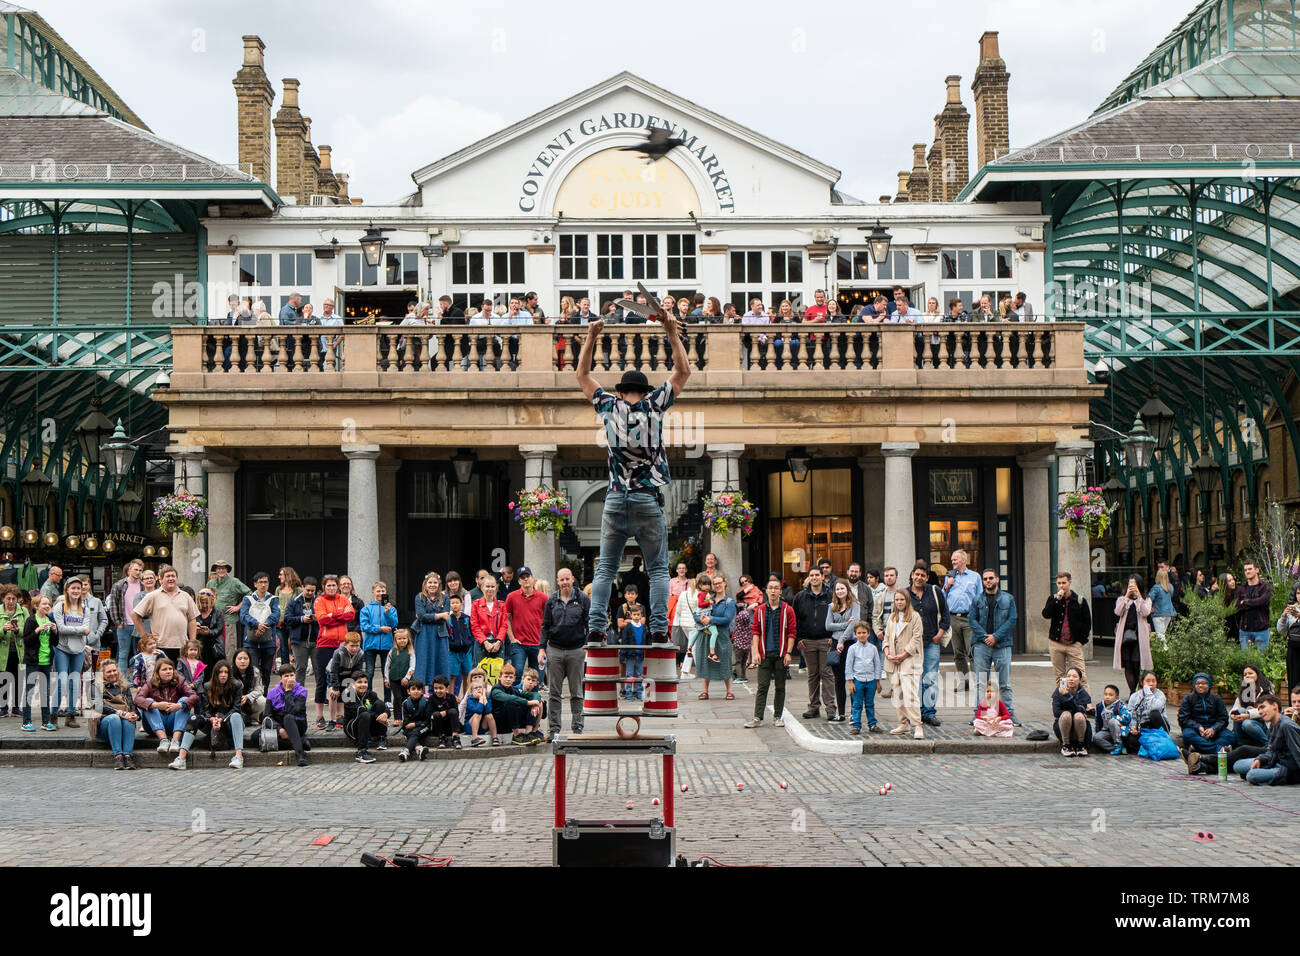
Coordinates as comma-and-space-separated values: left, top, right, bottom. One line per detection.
750, 601, 796, 658
134, 677, 198, 712
313, 593, 356, 649
471, 599, 507, 646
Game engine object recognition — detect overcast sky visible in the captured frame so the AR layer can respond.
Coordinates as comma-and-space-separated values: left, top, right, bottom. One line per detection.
38, 0, 1191, 203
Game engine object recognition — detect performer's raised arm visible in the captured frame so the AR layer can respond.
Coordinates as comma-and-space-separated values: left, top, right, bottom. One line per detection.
575, 318, 604, 400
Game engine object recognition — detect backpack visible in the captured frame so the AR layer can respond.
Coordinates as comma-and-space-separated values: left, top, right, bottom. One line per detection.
258, 716, 279, 753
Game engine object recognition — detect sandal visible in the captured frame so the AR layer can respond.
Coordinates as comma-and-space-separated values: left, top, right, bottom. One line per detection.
724, 693, 735, 700
491, 736, 502, 746
698, 692, 709, 700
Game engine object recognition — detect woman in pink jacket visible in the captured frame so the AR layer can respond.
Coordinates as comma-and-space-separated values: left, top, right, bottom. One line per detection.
1113, 574, 1153, 695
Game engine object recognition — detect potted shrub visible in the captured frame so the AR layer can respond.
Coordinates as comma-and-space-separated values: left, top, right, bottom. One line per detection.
1158, 593, 1228, 706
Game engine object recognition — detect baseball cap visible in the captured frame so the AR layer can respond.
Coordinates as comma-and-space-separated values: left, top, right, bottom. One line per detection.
516, 566, 534, 577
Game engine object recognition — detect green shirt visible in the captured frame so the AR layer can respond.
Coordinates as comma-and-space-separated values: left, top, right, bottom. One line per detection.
33, 613, 54, 665
207, 575, 252, 632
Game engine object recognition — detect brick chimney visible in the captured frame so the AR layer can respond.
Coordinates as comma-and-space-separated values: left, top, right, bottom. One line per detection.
972, 31, 1011, 167
302, 115, 321, 200
316, 145, 338, 197
272, 78, 306, 201
894, 172, 911, 203
908, 143, 930, 203
232, 36, 273, 183
926, 116, 944, 202
936, 75, 970, 200
334, 171, 351, 203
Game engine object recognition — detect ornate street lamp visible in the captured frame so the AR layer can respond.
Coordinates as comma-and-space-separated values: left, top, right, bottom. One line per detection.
1121, 414, 1156, 470
20, 464, 52, 528
117, 488, 144, 524
359, 222, 391, 269
862, 220, 893, 265
101, 420, 135, 479
452, 449, 477, 485
1101, 477, 1128, 511
1190, 442, 1221, 494
1138, 385, 1175, 456
74, 396, 115, 469
786, 447, 812, 483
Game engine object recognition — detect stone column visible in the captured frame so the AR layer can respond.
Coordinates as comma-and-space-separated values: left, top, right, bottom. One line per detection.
705, 444, 745, 583
167, 445, 206, 590
858, 456, 885, 571
343, 445, 381, 592
201, 455, 238, 584
882, 443, 920, 580
1018, 451, 1053, 653
377, 461, 401, 592
1056, 441, 1096, 659
519, 445, 557, 586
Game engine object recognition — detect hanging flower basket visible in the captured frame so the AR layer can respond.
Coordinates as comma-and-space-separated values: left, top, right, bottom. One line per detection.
153, 488, 208, 537
702, 491, 758, 538
1056, 486, 1114, 541
509, 486, 571, 537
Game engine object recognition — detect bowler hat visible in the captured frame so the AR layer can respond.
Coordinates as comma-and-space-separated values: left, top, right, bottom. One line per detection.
614, 370, 651, 393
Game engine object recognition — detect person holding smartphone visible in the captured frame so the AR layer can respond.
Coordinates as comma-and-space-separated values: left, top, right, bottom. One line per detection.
359, 582, 399, 706
1112, 575, 1153, 694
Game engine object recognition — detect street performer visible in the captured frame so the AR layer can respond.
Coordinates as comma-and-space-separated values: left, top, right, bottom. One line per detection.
576, 297, 691, 646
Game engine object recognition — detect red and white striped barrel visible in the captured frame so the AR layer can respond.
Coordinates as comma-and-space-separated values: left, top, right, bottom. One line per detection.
583, 645, 621, 680
643, 647, 678, 682
640, 678, 678, 718
582, 679, 620, 716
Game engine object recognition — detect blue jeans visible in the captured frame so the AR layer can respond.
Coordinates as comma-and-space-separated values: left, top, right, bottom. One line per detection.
1184, 726, 1235, 755
50, 647, 85, 713
920, 639, 941, 720
1233, 758, 1287, 785
142, 704, 190, 736
363, 649, 389, 702
98, 713, 138, 755
506, 640, 527, 676
972, 641, 1016, 720
589, 490, 669, 635
1240, 718, 1269, 746
1239, 628, 1270, 650
180, 711, 245, 752
850, 679, 877, 728
115, 625, 135, 676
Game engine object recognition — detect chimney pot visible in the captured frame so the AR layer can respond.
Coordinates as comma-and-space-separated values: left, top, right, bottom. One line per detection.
281, 78, 300, 109
945, 75, 962, 104
979, 30, 1001, 62
318, 145, 332, 171
241, 35, 264, 67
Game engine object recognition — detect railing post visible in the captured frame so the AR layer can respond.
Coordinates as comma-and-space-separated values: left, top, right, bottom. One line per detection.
516, 328, 557, 389
878, 325, 917, 387
706, 326, 742, 386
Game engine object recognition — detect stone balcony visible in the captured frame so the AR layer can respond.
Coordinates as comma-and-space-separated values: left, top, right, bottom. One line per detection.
163, 323, 1099, 455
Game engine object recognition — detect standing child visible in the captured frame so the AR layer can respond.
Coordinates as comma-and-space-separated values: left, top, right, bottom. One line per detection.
428, 675, 461, 749
178, 639, 206, 687
844, 621, 882, 735
386, 628, 416, 706
1093, 684, 1131, 754
619, 604, 647, 700
398, 680, 433, 761
973, 682, 1014, 737
446, 595, 475, 696
462, 668, 498, 746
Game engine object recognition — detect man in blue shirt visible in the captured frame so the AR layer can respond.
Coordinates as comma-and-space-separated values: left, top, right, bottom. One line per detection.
942, 549, 982, 691
278, 292, 304, 369
970, 568, 1020, 726
576, 312, 690, 644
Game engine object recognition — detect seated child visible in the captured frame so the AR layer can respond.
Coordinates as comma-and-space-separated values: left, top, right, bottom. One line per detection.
343, 672, 389, 762
128, 634, 166, 689
461, 667, 498, 747
619, 604, 647, 700
491, 663, 543, 745
973, 682, 1014, 737
326, 634, 367, 709
178, 639, 206, 687
398, 680, 433, 761
1092, 684, 1131, 754
428, 675, 461, 749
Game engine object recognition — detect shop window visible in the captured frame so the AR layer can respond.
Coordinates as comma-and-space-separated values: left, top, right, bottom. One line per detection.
410, 467, 495, 519
766, 468, 853, 587
344, 252, 379, 287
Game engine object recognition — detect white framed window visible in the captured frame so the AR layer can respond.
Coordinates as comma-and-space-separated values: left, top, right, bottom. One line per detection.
730, 250, 762, 284
770, 250, 803, 286
979, 248, 1014, 280
942, 249, 973, 280
279, 252, 312, 288
666, 234, 696, 280
729, 249, 803, 310
876, 250, 910, 281
451, 251, 485, 287
836, 249, 873, 282
596, 234, 624, 280
558, 235, 589, 280
492, 251, 525, 286
344, 252, 379, 287
386, 251, 419, 286
630, 234, 659, 280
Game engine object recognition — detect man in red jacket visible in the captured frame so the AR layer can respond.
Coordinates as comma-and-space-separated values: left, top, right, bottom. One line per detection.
745, 578, 796, 729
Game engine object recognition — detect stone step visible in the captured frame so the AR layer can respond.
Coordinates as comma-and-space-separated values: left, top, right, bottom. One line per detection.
0, 744, 549, 768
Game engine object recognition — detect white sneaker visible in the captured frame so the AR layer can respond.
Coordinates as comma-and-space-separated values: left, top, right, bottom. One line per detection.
168, 755, 187, 771
157, 739, 170, 754
414, 745, 425, 761
229, 753, 244, 769
889, 725, 908, 735
169, 738, 181, 753
743, 719, 763, 728
398, 748, 410, 762
774, 719, 785, 728
913, 728, 924, 739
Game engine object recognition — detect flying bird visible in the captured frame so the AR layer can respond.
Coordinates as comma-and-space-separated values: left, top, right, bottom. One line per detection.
619, 126, 685, 162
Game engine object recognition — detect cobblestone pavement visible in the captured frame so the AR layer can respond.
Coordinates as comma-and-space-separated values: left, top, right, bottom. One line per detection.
3, 653, 1290, 866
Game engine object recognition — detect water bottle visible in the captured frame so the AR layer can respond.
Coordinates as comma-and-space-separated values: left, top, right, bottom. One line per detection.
1217, 748, 1228, 781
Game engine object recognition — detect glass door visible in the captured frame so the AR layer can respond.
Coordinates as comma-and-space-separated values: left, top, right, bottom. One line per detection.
928, 518, 981, 573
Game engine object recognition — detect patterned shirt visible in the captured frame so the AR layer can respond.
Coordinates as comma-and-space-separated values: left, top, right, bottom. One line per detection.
592, 383, 676, 492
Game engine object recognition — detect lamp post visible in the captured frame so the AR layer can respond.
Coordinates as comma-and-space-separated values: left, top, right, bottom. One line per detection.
786, 447, 811, 483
